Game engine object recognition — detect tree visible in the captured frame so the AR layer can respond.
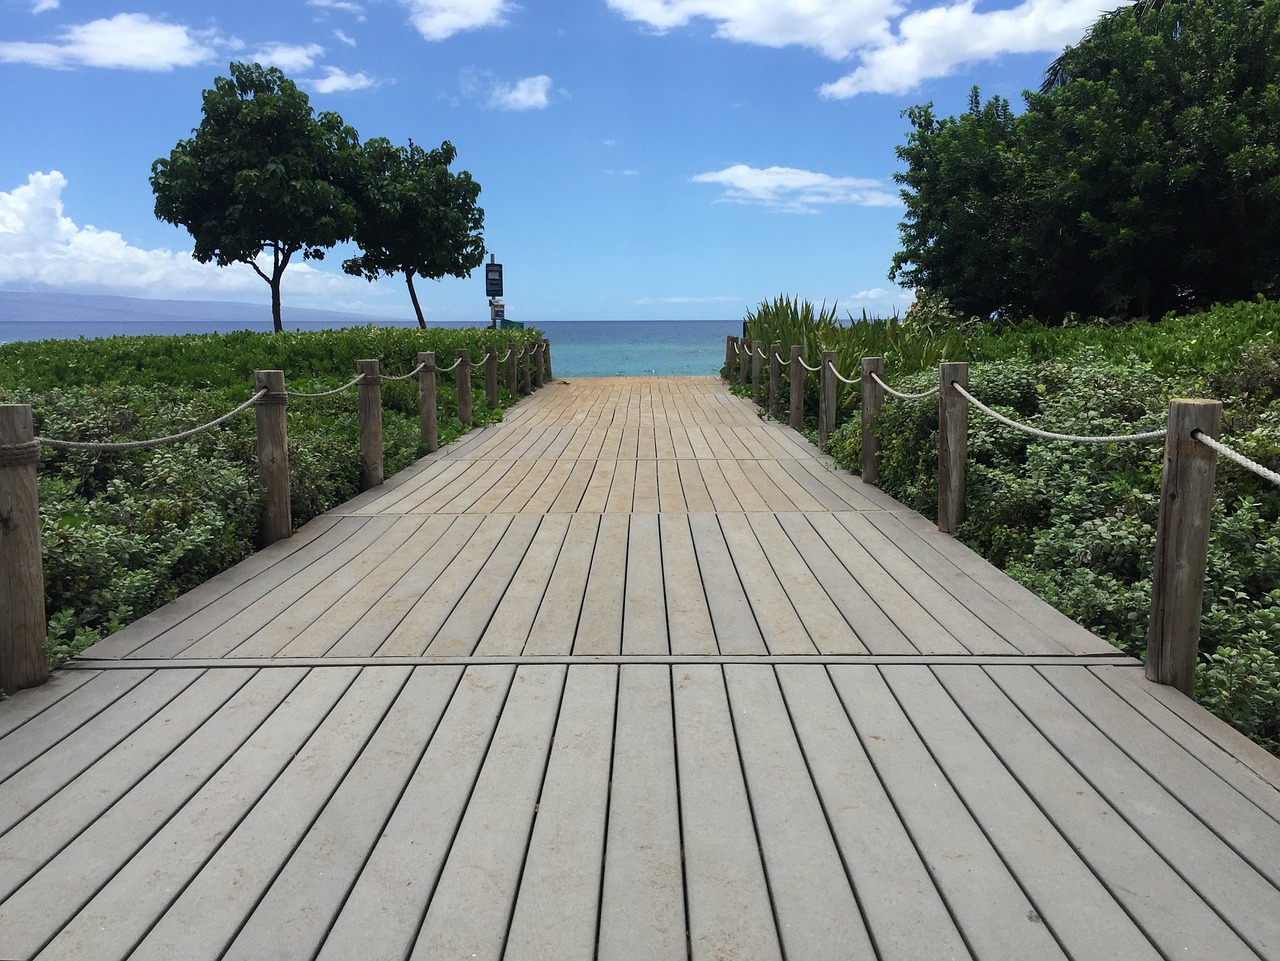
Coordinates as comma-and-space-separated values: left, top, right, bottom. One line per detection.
151, 62, 360, 332
891, 0, 1280, 322
342, 138, 485, 327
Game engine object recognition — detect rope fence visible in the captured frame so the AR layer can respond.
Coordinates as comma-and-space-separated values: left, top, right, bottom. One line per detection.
0, 337, 554, 694
1193, 431, 1280, 487
952, 382, 1167, 445
871, 371, 940, 401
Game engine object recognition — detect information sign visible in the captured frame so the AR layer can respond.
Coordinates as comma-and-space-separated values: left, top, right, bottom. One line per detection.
485, 262, 503, 298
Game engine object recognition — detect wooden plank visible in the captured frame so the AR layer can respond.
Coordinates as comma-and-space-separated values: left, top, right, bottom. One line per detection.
525, 514, 598, 655
506, 665, 616, 959
577, 459, 617, 513
1039, 665, 1280, 886
884, 664, 1164, 960
736, 459, 798, 511
122, 667, 413, 961
220, 666, 464, 961
378, 516, 514, 656
9, 667, 347, 961
831, 512, 1014, 654
688, 514, 765, 654
424, 514, 541, 656
774, 459, 864, 511
659, 515, 717, 656
775, 513, 913, 654
322, 515, 484, 658
0, 668, 153, 782
753, 458, 825, 511
0, 668, 100, 740
315, 665, 516, 961
597, 665, 685, 961
775, 664, 970, 961
623, 514, 668, 654
674, 665, 782, 961
716, 459, 769, 511
549, 458, 596, 513
656, 458, 685, 513
866, 512, 1072, 655
491, 459, 557, 514
747, 513, 866, 654
0, 668, 203, 832
987, 664, 1280, 956
718, 513, 816, 654
675, 459, 715, 513
605, 458, 637, 514
474, 515, 571, 656
411, 665, 567, 961
632, 457, 660, 513
937, 664, 1262, 960
574, 513, 629, 655
521, 459, 577, 514
724, 665, 875, 959
228, 515, 428, 658
828, 665, 1069, 961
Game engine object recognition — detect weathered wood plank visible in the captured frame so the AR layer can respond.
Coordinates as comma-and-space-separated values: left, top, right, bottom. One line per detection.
525, 514, 598, 655
597, 665, 686, 961
574, 514, 629, 655
688, 514, 765, 654
474, 515, 571, 656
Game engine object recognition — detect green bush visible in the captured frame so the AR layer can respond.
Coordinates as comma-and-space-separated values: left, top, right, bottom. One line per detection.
0, 324, 544, 665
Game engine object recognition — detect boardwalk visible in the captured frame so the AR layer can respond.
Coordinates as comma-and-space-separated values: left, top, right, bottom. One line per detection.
3, 376, 1280, 961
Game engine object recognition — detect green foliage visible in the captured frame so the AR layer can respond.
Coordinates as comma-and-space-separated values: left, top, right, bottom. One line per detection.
823, 298, 1280, 751
893, 0, 1280, 320
343, 138, 486, 327
151, 62, 362, 331
0, 324, 543, 665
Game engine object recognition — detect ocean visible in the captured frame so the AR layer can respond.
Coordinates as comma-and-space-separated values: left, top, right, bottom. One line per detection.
0, 294, 741, 379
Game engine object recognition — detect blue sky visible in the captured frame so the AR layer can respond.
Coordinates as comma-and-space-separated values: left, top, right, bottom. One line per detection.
0, 0, 1112, 324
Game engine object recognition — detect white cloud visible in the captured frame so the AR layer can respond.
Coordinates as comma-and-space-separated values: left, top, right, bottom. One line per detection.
403, 0, 512, 41
31, 0, 59, 13
609, 0, 1104, 97
692, 164, 898, 213
250, 42, 325, 71
820, 0, 1102, 96
0, 13, 218, 70
334, 29, 358, 46
309, 66, 377, 93
309, 0, 366, 13
0, 171, 358, 303
607, 0, 898, 60
489, 75, 554, 110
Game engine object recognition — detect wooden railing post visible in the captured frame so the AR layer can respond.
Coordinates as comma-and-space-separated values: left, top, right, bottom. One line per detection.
725, 336, 737, 380
768, 343, 781, 419
789, 346, 804, 430
861, 357, 885, 484
254, 370, 291, 546
0, 404, 49, 694
532, 342, 545, 390
522, 344, 532, 394
1147, 399, 1222, 694
357, 359, 383, 490
418, 351, 438, 453
542, 339, 553, 382
506, 342, 518, 394
484, 345, 499, 409
456, 349, 473, 427
818, 350, 837, 447
737, 339, 749, 386
751, 340, 763, 400
938, 362, 969, 534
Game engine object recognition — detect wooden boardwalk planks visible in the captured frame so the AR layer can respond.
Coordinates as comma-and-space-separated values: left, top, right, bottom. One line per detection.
3, 375, 1279, 961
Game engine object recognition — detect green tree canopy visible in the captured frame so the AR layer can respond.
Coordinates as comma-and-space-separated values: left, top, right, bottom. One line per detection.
891, 0, 1280, 322
151, 62, 360, 332
342, 138, 485, 328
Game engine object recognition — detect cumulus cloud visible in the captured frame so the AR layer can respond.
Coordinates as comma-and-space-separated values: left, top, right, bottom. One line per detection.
609, 0, 1103, 97
0, 171, 358, 302
403, 0, 512, 41
607, 0, 897, 60
0, 13, 218, 70
250, 42, 325, 71
309, 66, 377, 93
692, 164, 898, 213
821, 0, 1103, 96
489, 74, 554, 110
31, 0, 59, 13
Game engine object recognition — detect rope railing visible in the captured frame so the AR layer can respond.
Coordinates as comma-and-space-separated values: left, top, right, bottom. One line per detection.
287, 375, 365, 399
32, 388, 268, 453
797, 357, 823, 373
871, 371, 940, 401
1193, 431, 1280, 487
436, 356, 464, 373
381, 362, 427, 382
826, 360, 860, 386
952, 382, 1167, 444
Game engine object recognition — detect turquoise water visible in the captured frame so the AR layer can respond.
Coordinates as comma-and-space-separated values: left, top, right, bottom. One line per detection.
1, 302, 742, 379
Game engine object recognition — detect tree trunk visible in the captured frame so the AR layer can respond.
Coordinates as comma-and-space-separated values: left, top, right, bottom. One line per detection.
269, 246, 291, 333
406, 272, 426, 328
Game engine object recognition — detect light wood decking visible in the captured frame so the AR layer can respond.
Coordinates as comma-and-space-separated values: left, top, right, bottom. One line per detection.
2, 376, 1279, 961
